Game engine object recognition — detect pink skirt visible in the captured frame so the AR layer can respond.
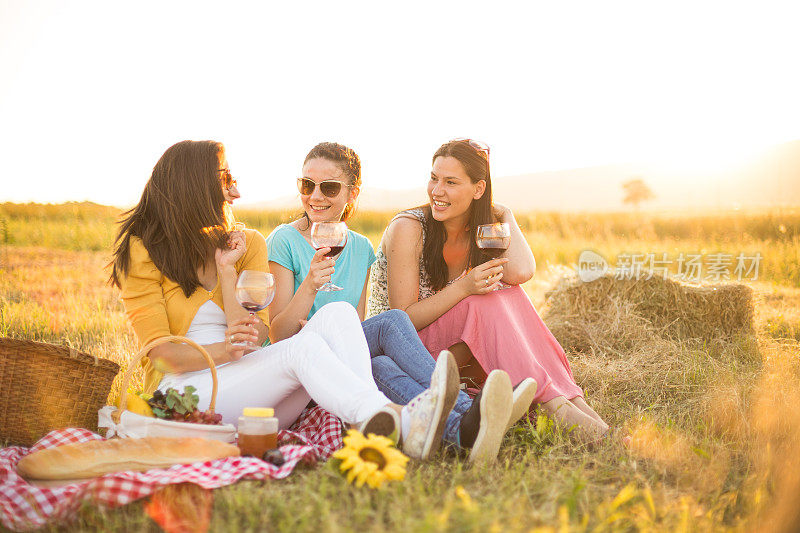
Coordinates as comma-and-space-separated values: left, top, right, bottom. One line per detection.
418, 285, 583, 404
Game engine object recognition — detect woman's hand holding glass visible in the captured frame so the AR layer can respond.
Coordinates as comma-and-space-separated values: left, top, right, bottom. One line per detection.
224, 314, 259, 362
300, 248, 336, 293
458, 258, 508, 296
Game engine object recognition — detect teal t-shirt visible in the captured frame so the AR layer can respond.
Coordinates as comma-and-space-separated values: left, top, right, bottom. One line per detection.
265, 224, 377, 319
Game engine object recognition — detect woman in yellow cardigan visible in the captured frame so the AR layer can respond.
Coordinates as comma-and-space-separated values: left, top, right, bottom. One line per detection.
109, 140, 459, 460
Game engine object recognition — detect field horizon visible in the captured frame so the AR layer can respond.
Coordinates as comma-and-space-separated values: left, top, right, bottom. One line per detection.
7, 138, 800, 213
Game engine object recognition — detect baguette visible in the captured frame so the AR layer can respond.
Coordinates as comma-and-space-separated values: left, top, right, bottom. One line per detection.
17, 437, 240, 480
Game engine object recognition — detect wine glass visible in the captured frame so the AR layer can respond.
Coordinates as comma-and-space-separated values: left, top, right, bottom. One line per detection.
310, 221, 348, 292
476, 223, 511, 291
233, 270, 276, 348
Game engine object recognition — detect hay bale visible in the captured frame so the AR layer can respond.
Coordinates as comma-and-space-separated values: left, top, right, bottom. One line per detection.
542, 274, 754, 354
541, 273, 760, 418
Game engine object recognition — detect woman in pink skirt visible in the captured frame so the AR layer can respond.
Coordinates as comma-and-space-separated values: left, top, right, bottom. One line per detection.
367, 139, 610, 443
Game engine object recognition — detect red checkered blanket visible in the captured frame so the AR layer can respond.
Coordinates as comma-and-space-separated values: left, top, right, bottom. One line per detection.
0, 406, 343, 531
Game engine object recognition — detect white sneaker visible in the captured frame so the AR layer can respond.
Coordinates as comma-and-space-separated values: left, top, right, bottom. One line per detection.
401, 350, 460, 460
506, 378, 538, 432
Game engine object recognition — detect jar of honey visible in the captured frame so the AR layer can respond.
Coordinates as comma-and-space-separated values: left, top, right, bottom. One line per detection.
237, 407, 279, 458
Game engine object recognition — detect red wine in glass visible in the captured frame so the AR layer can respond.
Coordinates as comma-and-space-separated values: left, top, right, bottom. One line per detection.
233, 271, 276, 348
238, 300, 270, 314
478, 239, 510, 260
322, 245, 345, 258
476, 223, 512, 290
310, 222, 348, 292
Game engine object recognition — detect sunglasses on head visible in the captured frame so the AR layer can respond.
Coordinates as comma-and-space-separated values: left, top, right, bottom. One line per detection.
218, 168, 237, 189
297, 177, 349, 198
450, 138, 490, 159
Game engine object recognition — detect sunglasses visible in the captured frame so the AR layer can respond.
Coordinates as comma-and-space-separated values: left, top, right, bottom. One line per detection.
451, 138, 490, 178
450, 138, 490, 160
297, 177, 350, 198
218, 168, 237, 189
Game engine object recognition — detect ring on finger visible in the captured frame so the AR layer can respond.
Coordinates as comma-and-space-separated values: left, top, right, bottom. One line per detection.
229, 334, 236, 344
485, 278, 490, 286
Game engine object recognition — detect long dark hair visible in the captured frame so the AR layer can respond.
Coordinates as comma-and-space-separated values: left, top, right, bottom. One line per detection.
299, 142, 361, 229
421, 140, 497, 291
110, 140, 231, 297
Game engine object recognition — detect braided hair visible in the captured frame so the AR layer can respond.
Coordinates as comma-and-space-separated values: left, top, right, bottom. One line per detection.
302, 142, 361, 225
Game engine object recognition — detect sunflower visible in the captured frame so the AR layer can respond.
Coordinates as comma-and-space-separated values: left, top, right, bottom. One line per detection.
331, 430, 409, 489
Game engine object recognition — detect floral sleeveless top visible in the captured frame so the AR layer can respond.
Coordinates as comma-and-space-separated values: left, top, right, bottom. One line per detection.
367, 208, 435, 318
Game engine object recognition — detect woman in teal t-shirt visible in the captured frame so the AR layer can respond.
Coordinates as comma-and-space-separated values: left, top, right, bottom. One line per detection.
266, 223, 375, 319
266, 142, 534, 464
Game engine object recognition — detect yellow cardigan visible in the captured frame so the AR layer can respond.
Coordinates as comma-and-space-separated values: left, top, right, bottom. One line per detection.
119, 229, 270, 393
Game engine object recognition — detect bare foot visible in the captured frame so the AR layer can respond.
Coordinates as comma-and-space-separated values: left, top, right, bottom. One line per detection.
601, 426, 632, 447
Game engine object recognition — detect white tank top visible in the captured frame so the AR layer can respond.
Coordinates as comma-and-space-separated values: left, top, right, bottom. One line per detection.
185, 300, 227, 345
159, 301, 227, 387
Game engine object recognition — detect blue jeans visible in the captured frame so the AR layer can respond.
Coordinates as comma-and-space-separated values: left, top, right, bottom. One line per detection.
362, 309, 472, 446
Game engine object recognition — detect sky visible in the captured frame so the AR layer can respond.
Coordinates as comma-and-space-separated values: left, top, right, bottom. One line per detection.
2, 0, 800, 207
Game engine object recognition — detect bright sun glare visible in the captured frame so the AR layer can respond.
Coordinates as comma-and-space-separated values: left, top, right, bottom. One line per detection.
653, 141, 772, 176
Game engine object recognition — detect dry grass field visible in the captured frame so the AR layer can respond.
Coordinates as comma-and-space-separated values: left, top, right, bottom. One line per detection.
1, 203, 800, 532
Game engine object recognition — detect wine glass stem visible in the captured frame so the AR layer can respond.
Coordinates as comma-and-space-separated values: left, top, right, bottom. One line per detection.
249, 311, 256, 347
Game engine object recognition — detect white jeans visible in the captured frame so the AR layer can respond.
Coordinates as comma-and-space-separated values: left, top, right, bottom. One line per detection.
158, 302, 390, 427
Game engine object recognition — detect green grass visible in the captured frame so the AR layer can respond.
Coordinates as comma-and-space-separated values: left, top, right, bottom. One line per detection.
2, 203, 800, 531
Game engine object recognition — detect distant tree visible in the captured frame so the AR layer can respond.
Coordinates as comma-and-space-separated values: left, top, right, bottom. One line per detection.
622, 177, 655, 209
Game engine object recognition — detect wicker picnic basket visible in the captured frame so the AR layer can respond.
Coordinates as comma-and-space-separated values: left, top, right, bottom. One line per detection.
0, 337, 120, 447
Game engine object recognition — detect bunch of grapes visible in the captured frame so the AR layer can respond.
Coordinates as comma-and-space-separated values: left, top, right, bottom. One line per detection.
185, 409, 223, 425
147, 387, 223, 425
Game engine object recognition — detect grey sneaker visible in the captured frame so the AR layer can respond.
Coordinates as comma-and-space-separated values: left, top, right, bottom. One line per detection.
468, 370, 513, 464
401, 350, 460, 460
506, 378, 538, 432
